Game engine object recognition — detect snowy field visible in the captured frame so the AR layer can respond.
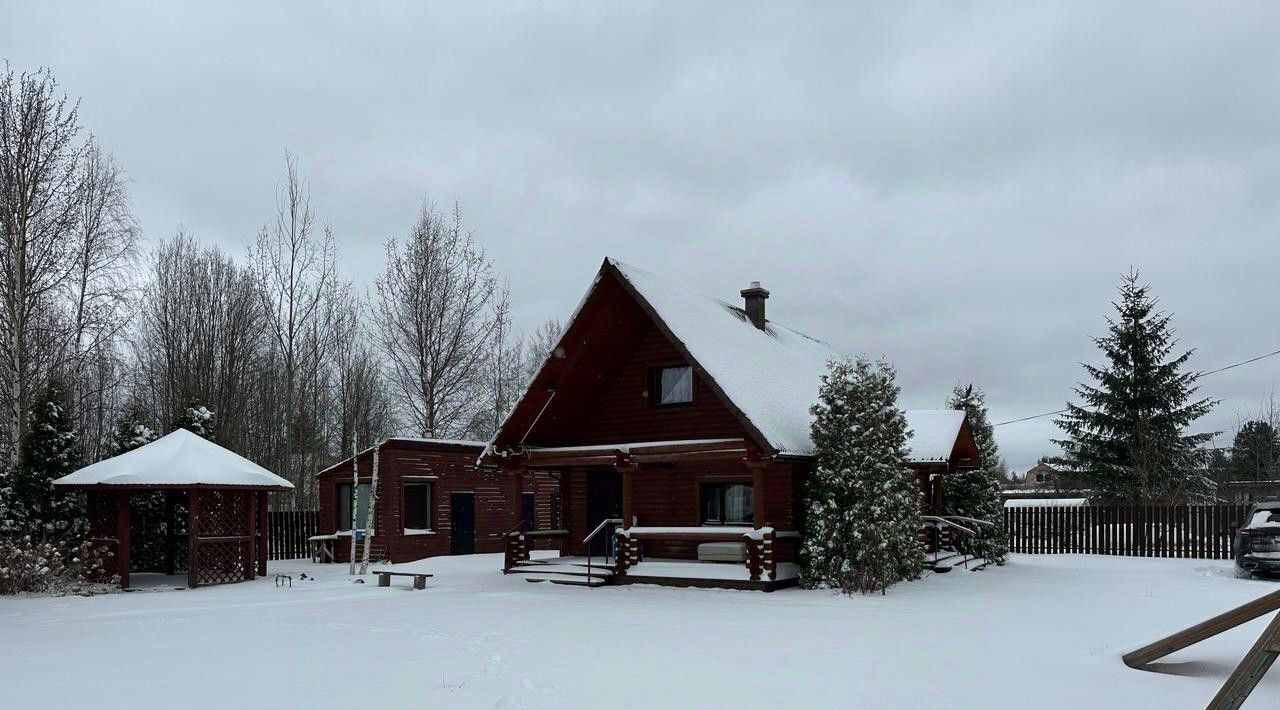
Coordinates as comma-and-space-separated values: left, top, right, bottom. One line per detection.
2, 553, 1278, 709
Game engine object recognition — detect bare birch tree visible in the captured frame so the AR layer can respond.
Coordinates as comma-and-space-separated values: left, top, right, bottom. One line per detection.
67, 145, 138, 461
132, 231, 265, 457
248, 155, 340, 508
467, 284, 526, 440
331, 293, 394, 457
372, 203, 500, 438
523, 317, 564, 382
0, 65, 86, 463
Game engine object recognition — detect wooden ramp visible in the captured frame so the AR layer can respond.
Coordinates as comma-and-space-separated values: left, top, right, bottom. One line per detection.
1123, 588, 1280, 709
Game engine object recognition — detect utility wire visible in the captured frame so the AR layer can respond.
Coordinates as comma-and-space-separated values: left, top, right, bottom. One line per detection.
992, 347, 1280, 427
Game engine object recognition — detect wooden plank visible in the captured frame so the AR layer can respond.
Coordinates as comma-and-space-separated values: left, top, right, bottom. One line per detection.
1124, 589, 1280, 668
1207, 611, 1280, 710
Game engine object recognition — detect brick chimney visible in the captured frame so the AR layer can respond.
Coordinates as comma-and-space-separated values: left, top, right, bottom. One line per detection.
740, 281, 770, 330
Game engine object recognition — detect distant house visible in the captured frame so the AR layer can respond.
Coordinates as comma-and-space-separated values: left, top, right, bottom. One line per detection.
480, 258, 980, 590
1023, 463, 1059, 487
1218, 480, 1280, 505
314, 438, 559, 563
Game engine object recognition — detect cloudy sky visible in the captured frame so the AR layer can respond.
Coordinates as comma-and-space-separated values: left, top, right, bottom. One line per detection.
3, 2, 1278, 467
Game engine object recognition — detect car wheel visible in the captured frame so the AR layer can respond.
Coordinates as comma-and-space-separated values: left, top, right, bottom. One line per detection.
1235, 566, 1255, 580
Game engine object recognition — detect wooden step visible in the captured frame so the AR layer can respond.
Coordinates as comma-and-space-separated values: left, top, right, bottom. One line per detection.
522, 573, 611, 587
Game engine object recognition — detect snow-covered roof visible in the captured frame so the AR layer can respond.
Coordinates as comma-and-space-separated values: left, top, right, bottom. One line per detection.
1004, 498, 1089, 508
54, 429, 293, 489
902, 410, 966, 463
612, 260, 836, 456
611, 261, 969, 460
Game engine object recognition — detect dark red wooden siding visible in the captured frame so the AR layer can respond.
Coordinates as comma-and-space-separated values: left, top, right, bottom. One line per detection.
317, 440, 559, 563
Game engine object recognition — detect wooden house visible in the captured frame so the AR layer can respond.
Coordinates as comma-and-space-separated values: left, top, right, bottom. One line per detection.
314, 439, 560, 563
481, 258, 979, 590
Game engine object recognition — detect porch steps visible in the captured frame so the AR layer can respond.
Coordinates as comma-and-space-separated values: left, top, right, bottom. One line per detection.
507, 560, 616, 588
927, 552, 978, 573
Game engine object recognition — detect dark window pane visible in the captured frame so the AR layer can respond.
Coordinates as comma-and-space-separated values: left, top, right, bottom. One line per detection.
725, 484, 753, 524
404, 483, 432, 530
701, 484, 723, 524
656, 366, 692, 404
337, 483, 352, 531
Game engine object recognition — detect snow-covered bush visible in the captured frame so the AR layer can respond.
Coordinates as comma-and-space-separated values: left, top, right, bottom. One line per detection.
174, 402, 217, 441
801, 357, 923, 594
0, 535, 117, 596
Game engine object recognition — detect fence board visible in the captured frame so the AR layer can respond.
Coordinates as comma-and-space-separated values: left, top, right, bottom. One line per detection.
266, 510, 319, 560
1003, 504, 1250, 560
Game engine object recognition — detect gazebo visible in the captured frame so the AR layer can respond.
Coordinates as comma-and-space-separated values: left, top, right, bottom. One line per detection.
54, 429, 294, 589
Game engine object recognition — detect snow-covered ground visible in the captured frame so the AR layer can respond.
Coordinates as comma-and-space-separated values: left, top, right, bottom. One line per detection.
2, 553, 1277, 709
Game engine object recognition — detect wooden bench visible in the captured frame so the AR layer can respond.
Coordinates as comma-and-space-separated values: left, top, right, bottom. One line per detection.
372, 570, 434, 590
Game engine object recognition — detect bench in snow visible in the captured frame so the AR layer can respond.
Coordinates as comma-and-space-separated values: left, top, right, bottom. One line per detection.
372, 570, 434, 590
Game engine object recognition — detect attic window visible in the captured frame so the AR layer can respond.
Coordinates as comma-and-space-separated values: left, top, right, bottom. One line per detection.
650, 365, 693, 405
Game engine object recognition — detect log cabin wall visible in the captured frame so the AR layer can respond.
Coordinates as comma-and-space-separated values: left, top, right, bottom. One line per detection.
317, 440, 559, 563
563, 459, 803, 558
566, 324, 747, 446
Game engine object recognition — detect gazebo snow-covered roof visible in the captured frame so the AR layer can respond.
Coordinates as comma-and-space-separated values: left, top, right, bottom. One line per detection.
55, 429, 294, 490
55, 430, 291, 589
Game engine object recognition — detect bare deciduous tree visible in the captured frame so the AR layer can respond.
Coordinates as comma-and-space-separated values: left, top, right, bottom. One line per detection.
466, 283, 526, 440
0, 65, 87, 463
332, 294, 394, 456
372, 203, 500, 438
67, 145, 138, 461
247, 155, 340, 507
132, 231, 265, 457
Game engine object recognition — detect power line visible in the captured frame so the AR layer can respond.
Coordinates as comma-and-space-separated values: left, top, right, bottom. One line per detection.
992, 346, 1280, 428
1200, 348, 1280, 377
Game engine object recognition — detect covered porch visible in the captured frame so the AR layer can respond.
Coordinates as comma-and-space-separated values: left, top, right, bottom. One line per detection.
491, 438, 805, 591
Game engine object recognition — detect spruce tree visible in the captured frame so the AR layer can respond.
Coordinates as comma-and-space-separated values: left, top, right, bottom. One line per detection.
173, 402, 216, 441
113, 399, 166, 571
12, 378, 84, 540
110, 398, 158, 456
801, 357, 922, 594
1053, 271, 1215, 503
1229, 420, 1280, 482
945, 384, 1009, 564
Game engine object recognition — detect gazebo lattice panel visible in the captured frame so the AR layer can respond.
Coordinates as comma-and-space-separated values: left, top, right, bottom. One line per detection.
195, 490, 250, 537
190, 489, 254, 587
194, 539, 250, 586
87, 491, 118, 538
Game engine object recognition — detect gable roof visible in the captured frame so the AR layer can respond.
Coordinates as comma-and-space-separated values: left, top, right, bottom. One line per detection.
612, 260, 835, 456
488, 258, 973, 462
54, 429, 293, 489
902, 410, 970, 464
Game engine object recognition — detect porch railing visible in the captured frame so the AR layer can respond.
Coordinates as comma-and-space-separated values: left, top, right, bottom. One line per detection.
615, 526, 800, 582
502, 522, 569, 572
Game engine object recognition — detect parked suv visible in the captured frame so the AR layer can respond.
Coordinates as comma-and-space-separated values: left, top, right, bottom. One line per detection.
1234, 501, 1280, 578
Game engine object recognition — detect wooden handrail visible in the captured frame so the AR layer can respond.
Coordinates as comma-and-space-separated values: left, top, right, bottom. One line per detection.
500, 520, 528, 538
583, 518, 623, 545
921, 515, 977, 536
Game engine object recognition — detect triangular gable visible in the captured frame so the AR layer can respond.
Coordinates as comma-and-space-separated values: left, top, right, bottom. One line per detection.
488, 258, 830, 457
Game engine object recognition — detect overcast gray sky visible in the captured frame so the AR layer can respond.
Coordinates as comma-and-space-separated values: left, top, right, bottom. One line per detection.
3, 2, 1278, 468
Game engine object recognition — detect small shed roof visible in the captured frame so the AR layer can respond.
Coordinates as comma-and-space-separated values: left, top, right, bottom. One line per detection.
903, 410, 968, 464
54, 429, 293, 490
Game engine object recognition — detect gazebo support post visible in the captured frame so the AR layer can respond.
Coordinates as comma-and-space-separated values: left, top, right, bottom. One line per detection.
187, 489, 200, 589
114, 491, 131, 588
257, 491, 268, 577
245, 491, 257, 581
163, 491, 177, 576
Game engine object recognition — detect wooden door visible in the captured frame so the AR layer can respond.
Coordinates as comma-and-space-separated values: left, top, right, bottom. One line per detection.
450, 493, 475, 555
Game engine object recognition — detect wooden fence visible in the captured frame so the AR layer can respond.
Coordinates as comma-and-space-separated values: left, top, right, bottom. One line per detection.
1004, 504, 1252, 560
267, 510, 320, 560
